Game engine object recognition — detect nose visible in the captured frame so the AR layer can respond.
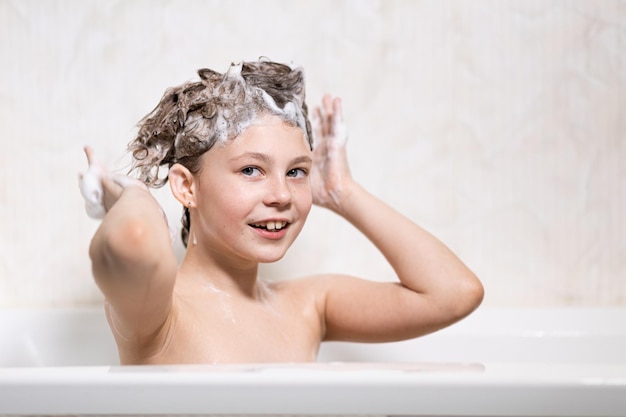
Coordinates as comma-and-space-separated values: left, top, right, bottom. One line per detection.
263, 175, 292, 207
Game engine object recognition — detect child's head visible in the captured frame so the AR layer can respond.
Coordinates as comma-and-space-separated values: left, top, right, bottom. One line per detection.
129, 60, 312, 186
127, 59, 313, 246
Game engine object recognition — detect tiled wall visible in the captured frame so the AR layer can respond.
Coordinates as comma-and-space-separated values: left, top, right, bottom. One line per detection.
1, 0, 624, 307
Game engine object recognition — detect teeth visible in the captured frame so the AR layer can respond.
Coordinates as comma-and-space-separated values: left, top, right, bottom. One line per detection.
252, 221, 287, 231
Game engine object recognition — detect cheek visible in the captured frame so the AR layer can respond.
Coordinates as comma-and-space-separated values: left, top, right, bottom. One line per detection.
197, 182, 251, 221
211, 188, 254, 216
294, 184, 313, 214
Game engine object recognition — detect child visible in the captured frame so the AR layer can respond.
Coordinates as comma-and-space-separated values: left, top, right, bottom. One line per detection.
80, 60, 483, 365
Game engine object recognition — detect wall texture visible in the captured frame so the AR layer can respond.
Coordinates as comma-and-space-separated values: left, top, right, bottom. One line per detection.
1, 0, 624, 307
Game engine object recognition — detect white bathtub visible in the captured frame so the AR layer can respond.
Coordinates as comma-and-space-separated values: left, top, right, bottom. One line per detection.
1, 307, 625, 416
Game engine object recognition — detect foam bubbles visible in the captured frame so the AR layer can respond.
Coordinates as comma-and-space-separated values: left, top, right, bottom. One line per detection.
79, 163, 106, 219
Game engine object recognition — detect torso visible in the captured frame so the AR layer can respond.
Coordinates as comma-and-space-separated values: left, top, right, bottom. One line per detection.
116, 278, 324, 364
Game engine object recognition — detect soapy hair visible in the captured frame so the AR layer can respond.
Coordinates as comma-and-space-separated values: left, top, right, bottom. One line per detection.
127, 60, 312, 247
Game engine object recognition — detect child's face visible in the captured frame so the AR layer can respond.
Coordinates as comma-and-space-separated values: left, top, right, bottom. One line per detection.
192, 115, 313, 264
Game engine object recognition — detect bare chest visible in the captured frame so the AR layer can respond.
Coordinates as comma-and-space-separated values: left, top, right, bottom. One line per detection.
150, 290, 322, 364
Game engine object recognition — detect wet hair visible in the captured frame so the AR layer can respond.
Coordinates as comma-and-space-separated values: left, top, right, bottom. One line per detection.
127, 59, 312, 247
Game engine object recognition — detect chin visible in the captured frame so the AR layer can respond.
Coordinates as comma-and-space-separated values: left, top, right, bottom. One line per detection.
255, 252, 288, 264
249, 245, 292, 264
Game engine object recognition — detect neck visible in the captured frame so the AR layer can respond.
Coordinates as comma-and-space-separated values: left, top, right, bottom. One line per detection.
178, 244, 261, 299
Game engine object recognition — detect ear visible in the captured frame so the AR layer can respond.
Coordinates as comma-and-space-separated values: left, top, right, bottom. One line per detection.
169, 163, 196, 207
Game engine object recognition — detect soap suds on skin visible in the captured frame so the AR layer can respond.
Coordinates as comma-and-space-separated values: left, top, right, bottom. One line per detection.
78, 158, 106, 219
79, 147, 175, 242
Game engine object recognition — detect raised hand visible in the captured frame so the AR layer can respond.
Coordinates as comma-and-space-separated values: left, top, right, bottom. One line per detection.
79, 146, 147, 219
310, 95, 352, 213
79, 146, 109, 219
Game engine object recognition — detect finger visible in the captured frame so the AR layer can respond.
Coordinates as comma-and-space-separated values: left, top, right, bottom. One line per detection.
330, 96, 344, 135
323, 95, 335, 132
322, 94, 334, 116
83, 145, 96, 166
83, 145, 106, 177
332, 97, 344, 123
329, 97, 348, 147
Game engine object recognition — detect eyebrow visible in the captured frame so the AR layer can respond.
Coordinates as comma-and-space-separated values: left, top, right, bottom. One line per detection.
232, 152, 312, 165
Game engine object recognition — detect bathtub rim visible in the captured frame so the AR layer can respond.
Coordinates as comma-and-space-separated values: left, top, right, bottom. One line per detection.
1, 361, 625, 416
2, 306, 626, 415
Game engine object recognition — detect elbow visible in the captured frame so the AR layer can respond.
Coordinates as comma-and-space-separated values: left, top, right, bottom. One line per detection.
451, 272, 484, 321
111, 219, 152, 260
467, 275, 485, 312
89, 217, 155, 274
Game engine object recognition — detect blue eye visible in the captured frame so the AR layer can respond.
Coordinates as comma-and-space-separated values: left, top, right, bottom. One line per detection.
241, 166, 261, 177
287, 168, 307, 178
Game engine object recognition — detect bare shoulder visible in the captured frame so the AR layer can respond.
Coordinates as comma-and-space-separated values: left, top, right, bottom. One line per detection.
267, 273, 344, 298
266, 273, 359, 316
271, 273, 380, 294
259, 275, 322, 317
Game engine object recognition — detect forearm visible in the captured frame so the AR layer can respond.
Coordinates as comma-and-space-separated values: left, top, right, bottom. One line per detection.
334, 181, 483, 307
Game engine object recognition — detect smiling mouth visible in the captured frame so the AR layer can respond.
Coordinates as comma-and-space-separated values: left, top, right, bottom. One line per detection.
250, 221, 289, 232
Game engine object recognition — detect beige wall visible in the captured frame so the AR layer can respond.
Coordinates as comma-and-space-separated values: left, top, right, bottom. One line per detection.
1, 0, 624, 307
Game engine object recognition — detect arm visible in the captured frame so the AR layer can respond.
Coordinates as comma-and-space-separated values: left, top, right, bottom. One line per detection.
310, 96, 484, 342
81, 147, 177, 345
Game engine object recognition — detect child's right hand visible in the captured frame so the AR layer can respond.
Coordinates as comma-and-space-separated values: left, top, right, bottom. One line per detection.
79, 146, 109, 219
79, 146, 146, 219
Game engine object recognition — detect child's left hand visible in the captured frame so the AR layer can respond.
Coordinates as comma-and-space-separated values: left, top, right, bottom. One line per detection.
310, 95, 352, 213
